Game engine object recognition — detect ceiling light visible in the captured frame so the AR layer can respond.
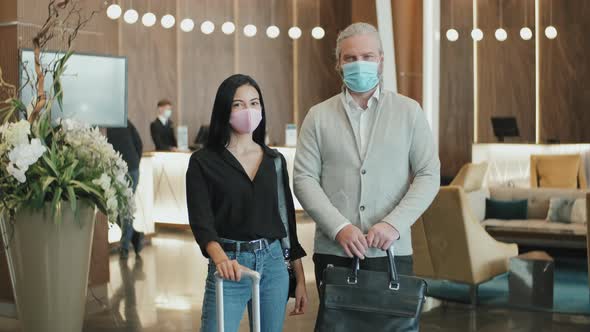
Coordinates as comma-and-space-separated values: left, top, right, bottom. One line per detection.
244, 24, 257, 37
288, 27, 302, 40
123, 9, 138, 24
495, 28, 508, 41
221, 22, 235, 35
311, 26, 325, 40
446, 29, 459, 42
142, 12, 156, 27
106, 4, 122, 20
266, 25, 280, 39
161, 14, 175, 29
201, 21, 215, 34
471, 28, 483, 41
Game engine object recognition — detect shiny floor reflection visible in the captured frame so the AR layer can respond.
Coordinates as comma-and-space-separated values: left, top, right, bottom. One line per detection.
0, 221, 589, 331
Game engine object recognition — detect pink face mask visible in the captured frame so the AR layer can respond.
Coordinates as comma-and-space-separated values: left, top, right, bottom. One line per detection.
229, 108, 263, 134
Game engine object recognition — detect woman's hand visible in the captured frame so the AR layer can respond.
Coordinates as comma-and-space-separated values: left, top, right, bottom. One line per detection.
215, 259, 242, 281
290, 281, 308, 315
290, 259, 308, 315
207, 241, 242, 281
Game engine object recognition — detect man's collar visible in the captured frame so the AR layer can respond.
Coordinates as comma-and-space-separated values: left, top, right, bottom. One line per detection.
343, 85, 381, 110
158, 116, 168, 125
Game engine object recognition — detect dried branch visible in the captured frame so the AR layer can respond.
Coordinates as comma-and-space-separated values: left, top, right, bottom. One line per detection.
0, 0, 97, 124
0, 67, 16, 104
28, 0, 100, 123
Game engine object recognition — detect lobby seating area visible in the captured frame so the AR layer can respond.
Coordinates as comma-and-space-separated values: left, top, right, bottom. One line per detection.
416, 158, 590, 315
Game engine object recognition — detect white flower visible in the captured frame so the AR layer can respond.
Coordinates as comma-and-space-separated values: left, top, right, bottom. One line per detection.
0, 120, 31, 147
6, 163, 26, 183
115, 172, 127, 186
56, 117, 136, 221
61, 118, 88, 132
6, 138, 47, 183
92, 173, 111, 191
107, 196, 118, 211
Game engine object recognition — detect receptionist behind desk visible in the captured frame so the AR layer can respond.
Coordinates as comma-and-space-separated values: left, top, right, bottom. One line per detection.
150, 99, 178, 151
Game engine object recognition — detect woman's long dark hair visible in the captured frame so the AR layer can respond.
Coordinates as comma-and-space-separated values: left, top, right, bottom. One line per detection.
206, 74, 267, 151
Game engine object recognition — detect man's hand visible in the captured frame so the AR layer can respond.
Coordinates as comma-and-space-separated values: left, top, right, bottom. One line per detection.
335, 224, 368, 259
366, 222, 400, 250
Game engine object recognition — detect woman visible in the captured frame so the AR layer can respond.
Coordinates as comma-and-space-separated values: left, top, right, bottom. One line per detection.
186, 74, 308, 332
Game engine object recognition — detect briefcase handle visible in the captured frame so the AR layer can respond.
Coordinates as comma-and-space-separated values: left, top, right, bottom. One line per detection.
349, 247, 400, 290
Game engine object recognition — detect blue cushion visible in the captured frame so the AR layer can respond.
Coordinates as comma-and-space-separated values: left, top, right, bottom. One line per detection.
485, 198, 528, 220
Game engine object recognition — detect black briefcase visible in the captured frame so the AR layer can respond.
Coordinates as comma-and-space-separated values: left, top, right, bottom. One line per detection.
315, 248, 427, 332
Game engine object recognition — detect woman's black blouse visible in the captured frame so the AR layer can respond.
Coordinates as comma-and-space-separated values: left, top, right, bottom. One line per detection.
185, 145, 306, 261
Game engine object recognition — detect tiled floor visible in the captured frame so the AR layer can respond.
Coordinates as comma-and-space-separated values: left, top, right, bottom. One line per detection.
0, 221, 589, 331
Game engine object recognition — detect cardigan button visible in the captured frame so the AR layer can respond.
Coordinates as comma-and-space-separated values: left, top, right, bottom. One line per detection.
360, 206, 365, 212
361, 169, 367, 175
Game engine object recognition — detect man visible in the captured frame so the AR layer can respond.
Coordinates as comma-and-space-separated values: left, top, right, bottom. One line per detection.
294, 23, 440, 294
106, 118, 145, 259
150, 99, 178, 151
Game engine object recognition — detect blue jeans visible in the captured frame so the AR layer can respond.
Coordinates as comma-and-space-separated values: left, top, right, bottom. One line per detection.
120, 169, 139, 252
200, 240, 289, 332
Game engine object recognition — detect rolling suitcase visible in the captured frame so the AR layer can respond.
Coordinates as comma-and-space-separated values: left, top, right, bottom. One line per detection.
214, 268, 262, 332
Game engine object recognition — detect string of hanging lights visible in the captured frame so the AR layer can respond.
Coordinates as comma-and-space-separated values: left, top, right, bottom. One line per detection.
105, 1, 325, 40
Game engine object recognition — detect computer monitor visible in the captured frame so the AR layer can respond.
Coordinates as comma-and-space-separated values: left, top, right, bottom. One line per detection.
491, 117, 519, 142
19, 49, 127, 127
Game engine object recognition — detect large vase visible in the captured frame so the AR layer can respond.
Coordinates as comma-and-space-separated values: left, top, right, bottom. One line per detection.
0, 202, 97, 332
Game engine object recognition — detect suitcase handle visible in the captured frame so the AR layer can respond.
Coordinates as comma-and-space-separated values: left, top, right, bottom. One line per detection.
349, 247, 399, 290
214, 267, 261, 332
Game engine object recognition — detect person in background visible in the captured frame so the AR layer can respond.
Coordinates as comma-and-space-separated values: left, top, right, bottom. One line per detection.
186, 74, 308, 331
106, 118, 145, 259
293, 22, 440, 324
150, 99, 178, 151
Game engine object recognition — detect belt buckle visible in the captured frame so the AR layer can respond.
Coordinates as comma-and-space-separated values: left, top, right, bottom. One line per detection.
249, 239, 263, 251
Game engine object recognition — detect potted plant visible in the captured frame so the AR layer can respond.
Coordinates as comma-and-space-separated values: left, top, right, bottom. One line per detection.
0, 1, 133, 331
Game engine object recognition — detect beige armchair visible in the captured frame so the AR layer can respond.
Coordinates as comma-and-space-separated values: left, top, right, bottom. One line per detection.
530, 154, 587, 189
412, 186, 518, 304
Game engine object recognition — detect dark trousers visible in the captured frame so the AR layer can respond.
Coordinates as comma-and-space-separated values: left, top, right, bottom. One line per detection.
120, 169, 140, 252
313, 253, 414, 295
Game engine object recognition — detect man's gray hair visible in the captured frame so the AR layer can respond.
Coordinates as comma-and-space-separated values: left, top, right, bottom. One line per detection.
335, 22, 383, 64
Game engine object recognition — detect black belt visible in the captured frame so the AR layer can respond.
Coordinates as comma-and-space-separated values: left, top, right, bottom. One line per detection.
220, 239, 271, 253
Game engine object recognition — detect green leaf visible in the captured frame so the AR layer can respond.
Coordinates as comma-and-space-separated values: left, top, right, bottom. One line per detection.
70, 180, 102, 198
31, 182, 45, 209
41, 176, 56, 192
62, 160, 79, 183
51, 187, 63, 224
67, 186, 77, 213
42, 154, 59, 178
53, 79, 63, 110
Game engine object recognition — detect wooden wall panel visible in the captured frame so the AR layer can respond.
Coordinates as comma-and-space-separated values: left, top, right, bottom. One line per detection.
477, 0, 535, 143
178, 0, 236, 146
118, 0, 177, 152
0, 0, 17, 22
539, 0, 590, 143
391, 0, 423, 104
439, 0, 474, 178
296, 0, 352, 128
351, 0, 377, 26
0, 26, 18, 91
237, 0, 293, 145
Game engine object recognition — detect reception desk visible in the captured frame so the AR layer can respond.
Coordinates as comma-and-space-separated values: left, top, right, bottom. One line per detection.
472, 143, 590, 187
110, 147, 300, 241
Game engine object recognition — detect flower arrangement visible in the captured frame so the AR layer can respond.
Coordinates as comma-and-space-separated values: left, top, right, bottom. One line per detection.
0, 0, 133, 224
0, 117, 134, 223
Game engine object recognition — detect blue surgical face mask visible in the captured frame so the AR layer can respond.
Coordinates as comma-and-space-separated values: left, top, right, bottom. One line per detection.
342, 61, 380, 93
164, 109, 173, 119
